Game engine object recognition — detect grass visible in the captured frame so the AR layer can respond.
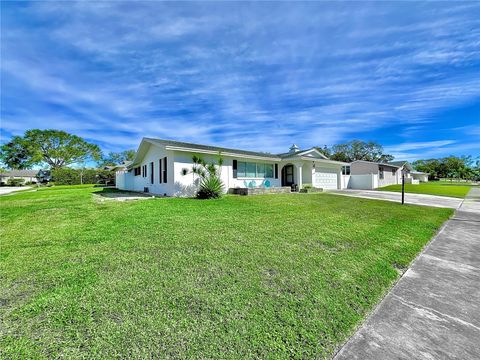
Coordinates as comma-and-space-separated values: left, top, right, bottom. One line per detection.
0, 186, 452, 359
379, 181, 474, 198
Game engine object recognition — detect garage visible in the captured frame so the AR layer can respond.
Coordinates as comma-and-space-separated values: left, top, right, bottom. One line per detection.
314, 167, 338, 189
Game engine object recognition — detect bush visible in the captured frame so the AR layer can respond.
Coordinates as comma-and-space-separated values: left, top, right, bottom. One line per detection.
6, 178, 25, 186
182, 154, 225, 199
51, 168, 114, 185
196, 175, 224, 199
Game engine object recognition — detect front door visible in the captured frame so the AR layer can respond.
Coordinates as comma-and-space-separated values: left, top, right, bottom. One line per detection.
282, 165, 294, 186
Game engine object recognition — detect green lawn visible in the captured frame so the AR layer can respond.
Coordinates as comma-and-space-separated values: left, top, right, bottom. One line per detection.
0, 186, 452, 359
379, 181, 474, 198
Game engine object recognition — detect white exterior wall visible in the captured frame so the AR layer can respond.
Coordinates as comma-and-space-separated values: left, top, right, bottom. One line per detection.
118, 144, 174, 195
412, 173, 428, 182
173, 152, 281, 196
348, 174, 379, 189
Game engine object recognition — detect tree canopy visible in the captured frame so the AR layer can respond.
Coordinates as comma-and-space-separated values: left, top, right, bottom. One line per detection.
0, 129, 101, 169
99, 149, 136, 167
413, 156, 480, 181
318, 140, 394, 163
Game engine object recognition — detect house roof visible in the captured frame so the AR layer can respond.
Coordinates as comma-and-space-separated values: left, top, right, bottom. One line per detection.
351, 160, 400, 168
411, 171, 427, 175
387, 160, 412, 170
129, 137, 348, 168
144, 138, 280, 159
0, 169, 39, 177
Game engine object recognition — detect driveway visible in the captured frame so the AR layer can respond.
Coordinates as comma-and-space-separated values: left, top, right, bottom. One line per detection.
334, 187, 480, 359
329, 189, 463, 209
0, 186, 31, 195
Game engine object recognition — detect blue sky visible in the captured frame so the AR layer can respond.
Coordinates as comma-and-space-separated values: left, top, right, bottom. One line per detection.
1, 1, 479, 161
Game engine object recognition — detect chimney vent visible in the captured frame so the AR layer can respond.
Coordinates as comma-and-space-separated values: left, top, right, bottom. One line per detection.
289, 144, 300, 153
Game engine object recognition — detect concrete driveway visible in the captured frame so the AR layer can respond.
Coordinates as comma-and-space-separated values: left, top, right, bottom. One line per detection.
0, 186, 31, 195
334, 187, 480, 360
329, 189, 463, 209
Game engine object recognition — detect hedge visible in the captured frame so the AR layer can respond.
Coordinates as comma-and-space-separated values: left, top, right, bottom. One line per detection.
51, 168, 114, 185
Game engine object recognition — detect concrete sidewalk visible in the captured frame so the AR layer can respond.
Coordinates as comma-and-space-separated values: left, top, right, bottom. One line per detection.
329, 189, 463, 209
0, 186, 31, 195
334, 187, 480, 360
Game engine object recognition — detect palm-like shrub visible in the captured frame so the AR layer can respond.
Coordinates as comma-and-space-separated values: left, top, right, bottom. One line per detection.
181, 154, 224, 199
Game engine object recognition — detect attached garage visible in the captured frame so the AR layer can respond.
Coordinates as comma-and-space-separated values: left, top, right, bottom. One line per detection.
314, 167, 338, 189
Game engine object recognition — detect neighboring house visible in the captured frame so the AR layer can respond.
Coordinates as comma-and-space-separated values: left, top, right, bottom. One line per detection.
116, 138, 349, 196
103, 161, 132, 172
348, 160, 414, 189
411, 171, 429, 182
0, 170, 40, 185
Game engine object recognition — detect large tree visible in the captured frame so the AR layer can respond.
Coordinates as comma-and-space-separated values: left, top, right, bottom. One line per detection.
328, 140, 394, 163
0, 129, 101, 169
99, 149, 136, 167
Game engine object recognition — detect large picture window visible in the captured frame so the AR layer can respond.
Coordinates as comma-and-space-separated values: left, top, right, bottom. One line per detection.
236, 161, 274, 178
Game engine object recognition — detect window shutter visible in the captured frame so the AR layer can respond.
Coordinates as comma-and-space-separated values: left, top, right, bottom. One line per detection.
233, 160, 237, 178
163, 157, 167, 183
158, 159, 162, 183
275, 164, 278, 179
150, 162, 154, 184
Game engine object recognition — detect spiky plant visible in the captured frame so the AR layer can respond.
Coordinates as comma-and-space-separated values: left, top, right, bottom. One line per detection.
181, 154, 224, 199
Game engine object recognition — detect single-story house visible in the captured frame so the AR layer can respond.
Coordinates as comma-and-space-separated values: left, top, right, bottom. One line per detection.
0, 170, 49, 185
115, 138, 349, 196
411, 171, 429, 182
348, 160, 413, 189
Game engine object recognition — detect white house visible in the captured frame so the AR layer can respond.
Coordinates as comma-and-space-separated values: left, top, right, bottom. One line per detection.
346, 160, 414, 189
0, 170, 41, 185
116, 138, 349, 196
411, 171, 429, 182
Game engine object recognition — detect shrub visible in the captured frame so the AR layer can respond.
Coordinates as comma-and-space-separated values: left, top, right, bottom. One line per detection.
6, 178, 25, 186
197, 175, 224, 199
52, 168, 114, 185
182, 154, 224, 199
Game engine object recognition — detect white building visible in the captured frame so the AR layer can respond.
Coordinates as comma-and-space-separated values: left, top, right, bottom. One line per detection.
116, 138, 349, 196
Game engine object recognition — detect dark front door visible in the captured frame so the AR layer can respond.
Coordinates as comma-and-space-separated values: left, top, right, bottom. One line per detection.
282, 165, 294, 186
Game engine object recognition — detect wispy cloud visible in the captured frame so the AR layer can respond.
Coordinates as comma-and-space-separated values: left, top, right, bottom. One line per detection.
1, 1, 479, 158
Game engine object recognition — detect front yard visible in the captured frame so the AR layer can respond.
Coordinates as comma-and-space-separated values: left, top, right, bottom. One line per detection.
379, 181, 474, 198
0, 186, 452, 358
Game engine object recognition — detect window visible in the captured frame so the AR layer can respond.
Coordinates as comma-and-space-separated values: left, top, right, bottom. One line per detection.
256, 163, 265, 178
236, 161, 275, 178
134, 167, 141, 176
150, 162, 154, 184
274, 164, 278, 179
342, 166, 350, 175
379, 166, 384, 179
392, 168, 396, 175
246, 162, 256, 177
237, 162, 246, 177
266, 164, 274, 178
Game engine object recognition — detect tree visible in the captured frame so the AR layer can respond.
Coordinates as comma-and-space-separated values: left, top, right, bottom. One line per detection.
99, 149, 136, 167
315, 145, 331, 158
0, 130, 101, 169
328, 140, 393, 163
0, 136, 36, 169
181, 154, 224, 199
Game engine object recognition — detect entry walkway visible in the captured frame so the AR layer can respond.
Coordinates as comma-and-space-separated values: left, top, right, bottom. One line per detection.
334, 187, 480, 360
329, 189, 463, 209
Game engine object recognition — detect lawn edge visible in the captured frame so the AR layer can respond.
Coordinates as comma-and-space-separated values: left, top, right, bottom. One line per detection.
331, 210, 454, 359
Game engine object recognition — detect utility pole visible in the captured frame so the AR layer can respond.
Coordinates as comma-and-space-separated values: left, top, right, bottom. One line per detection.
401, 170, 405, 205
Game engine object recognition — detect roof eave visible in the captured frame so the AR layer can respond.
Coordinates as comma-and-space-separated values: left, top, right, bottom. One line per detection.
164, 145, 281, 161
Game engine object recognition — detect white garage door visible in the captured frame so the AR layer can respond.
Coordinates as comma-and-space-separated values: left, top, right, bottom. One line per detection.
314, 168, 338, 189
